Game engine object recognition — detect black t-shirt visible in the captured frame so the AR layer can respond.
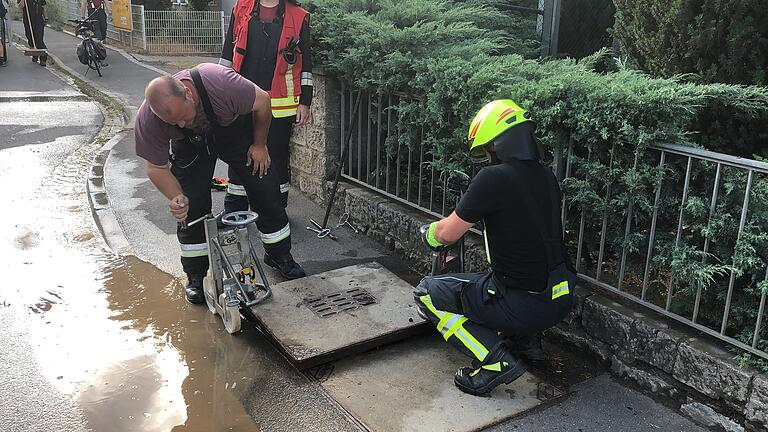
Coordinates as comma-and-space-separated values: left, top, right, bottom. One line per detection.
455, 160, 562, 292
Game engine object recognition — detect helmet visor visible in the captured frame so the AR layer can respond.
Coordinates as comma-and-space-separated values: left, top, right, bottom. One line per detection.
469, 142, 490, 163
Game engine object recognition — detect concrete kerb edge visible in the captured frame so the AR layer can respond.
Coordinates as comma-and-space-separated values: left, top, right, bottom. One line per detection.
20, 34, 137, 256
87, 129, 134, 256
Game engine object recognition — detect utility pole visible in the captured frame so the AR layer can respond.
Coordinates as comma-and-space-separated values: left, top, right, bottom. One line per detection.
540, 0, 562, 58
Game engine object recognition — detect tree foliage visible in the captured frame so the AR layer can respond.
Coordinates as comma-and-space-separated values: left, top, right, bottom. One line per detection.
613, 0, 768, 86
143, 0, 171, 11
612, 0, 768, 160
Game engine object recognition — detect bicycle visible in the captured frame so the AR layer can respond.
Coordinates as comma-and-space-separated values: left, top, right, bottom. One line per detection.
68, 15, 105, 77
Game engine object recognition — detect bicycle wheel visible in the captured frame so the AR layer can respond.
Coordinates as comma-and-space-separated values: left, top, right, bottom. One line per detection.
85, 40, 102, 77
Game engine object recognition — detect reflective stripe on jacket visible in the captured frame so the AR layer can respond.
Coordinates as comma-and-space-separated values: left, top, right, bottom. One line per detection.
230, 0, 307, 117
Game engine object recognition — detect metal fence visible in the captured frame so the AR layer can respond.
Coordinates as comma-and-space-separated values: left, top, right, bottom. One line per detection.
337, 84, 768, 361
564, 143, 768, 361
54, 0, 233, 54
58, 0, 146, 49
143, 10, 230, 55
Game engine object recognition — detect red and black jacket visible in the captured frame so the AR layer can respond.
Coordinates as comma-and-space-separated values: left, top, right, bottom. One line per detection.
220, 0, 313, 118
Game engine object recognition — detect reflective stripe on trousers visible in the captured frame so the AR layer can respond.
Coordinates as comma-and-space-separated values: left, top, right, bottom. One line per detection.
260, 223, 290, 244
180, 242, 208, 258
419, 294, 489, 361
227, 182, 247, 196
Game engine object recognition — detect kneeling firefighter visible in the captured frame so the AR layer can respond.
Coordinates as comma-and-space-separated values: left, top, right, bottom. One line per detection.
414, 99, 575, 396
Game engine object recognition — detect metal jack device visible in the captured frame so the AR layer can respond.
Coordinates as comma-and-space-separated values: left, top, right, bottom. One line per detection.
196, 210, 272, 333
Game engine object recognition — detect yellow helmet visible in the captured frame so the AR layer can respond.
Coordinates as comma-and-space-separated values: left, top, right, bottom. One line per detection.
467, 100, 533, 161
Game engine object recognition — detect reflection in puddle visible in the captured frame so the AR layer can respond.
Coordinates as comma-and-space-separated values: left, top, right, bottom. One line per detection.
0, 128, 261, 431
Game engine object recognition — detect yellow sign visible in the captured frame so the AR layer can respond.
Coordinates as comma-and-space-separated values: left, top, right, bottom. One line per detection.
112, 0, 132, 32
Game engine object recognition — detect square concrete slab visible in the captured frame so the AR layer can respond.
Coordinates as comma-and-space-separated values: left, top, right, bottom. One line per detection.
319, 335, 564, 432
247, 262, 428, 369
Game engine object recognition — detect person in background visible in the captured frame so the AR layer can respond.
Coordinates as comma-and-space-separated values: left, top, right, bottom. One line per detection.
81, 0, 109, 42
219, 0, 313, 212
18, 0, 47, 66
0, 0, 8, 66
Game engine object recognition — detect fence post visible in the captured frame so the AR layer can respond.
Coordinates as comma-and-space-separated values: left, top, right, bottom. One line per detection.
220, 11, 225, 46
140, 5, 146, 51
540, 0, 562, 57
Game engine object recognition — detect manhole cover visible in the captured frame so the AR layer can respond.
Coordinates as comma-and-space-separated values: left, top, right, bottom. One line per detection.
304, 288, 377, 318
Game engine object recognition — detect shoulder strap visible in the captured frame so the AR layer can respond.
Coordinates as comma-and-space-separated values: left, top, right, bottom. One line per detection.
502, 163, 563, 269
189, 68, 221, 129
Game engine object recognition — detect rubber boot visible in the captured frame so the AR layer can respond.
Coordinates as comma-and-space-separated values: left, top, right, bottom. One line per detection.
185, 274, 205, 304
454, 342, 527, 396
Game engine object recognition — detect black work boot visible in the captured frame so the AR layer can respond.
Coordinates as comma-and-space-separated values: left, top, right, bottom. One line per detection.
32, 56, 38, 63
507, 333, 545, 361
454, 343, 527, 396
185, 274, 205, 304
264, 253, 306, 279
413, 283, 431, 321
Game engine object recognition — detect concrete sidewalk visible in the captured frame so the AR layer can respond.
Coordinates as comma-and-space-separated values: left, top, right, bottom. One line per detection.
17, 24, 711, 432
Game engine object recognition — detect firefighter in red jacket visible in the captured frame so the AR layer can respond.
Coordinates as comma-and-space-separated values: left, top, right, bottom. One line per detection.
219, 0, 313, 219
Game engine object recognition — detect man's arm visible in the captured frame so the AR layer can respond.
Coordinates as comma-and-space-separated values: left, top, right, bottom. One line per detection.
146, 161, 189, 221
80, 0, 85, 16
219, 9, 235, 67
246, 84, 272, 177
421, 169, 497, 250
296, 15, 313, 125
105, 0, 110, 14
419, 212, 473, 251
433, 212, 474, 244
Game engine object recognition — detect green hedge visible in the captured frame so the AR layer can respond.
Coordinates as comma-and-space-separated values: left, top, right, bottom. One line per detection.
303, 0, 768, 367
612, 0, 768, 159
305, 0, 767, 163
613, 0, 768, 86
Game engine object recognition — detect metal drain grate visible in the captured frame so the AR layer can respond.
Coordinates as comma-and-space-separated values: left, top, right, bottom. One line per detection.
304, 288, 377, 318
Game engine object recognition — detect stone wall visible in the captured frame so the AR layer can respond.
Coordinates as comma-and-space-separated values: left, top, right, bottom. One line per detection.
290, 72, 768, 432
550, 286, 768, 432
289, 68, 341, 202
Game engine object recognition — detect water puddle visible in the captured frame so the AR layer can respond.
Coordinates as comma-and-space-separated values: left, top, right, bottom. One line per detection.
0, 117, 262, 431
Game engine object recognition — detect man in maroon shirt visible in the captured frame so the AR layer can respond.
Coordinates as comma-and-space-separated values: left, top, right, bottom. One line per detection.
135, 63, 305, 304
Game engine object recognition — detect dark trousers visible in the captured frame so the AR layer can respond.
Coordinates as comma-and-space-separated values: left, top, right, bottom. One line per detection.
1, 17, 7, 63
87, 8, 107, 41
170, 117, 291, 278
22, 10, 46, 53
415, 272, 572, 362
226, 115, 295, 211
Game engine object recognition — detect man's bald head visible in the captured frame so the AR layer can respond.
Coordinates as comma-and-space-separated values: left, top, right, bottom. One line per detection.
145, 76, 195, 128
145, 76, 186, 111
